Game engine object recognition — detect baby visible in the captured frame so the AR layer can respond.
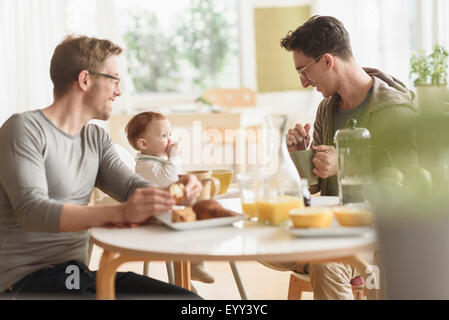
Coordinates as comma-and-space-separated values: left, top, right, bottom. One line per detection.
125, 111, 215, 285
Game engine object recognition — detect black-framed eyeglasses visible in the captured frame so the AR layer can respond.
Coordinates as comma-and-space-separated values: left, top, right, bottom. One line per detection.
297, 54, 324, 80
88, 71, 120, 85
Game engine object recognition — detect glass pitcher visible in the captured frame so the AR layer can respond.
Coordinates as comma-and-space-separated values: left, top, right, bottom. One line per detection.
334, 119, 372, 204
255, 115, 305, 225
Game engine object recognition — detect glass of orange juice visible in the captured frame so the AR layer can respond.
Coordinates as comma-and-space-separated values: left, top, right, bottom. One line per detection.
256, 195, 304, 225
236, 173, 259, 219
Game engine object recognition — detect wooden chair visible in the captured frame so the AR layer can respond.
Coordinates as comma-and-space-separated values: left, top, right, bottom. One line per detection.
287, 272, 366, 300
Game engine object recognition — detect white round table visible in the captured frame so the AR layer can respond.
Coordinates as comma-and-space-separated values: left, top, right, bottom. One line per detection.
91, 197, 377, 299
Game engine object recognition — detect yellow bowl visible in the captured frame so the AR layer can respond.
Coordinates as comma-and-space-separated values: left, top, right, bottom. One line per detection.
333, 206, 375, 227
289, 207, 334, 229
212, 170, 233, 194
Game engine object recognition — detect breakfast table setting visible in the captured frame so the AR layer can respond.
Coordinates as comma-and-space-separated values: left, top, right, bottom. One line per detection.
90, 114, 383, 300
90, 179, 378, 299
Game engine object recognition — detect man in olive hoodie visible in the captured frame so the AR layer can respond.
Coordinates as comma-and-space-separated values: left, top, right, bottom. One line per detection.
265, 16, 418, 299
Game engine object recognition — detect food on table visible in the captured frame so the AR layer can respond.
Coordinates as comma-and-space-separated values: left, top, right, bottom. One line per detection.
289, 207, 334, 228
171, 199, 236, 223
257, 195, 304, 225
172, 206, 197, 223
333, 205, 374, 226
192, 199, 236, 220
169, 183, 186, 204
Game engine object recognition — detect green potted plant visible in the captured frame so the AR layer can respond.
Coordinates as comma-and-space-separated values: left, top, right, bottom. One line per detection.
410, 44, 449, 112
371, 112, 449, 299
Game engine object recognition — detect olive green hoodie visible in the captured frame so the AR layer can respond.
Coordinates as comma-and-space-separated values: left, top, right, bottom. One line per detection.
295, 68, 419, 196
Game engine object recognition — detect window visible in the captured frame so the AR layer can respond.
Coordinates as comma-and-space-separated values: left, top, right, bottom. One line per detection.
115, 0, 240, 95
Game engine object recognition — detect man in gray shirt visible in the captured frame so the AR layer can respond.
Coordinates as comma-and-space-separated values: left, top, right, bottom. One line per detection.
0, 35, 202, 299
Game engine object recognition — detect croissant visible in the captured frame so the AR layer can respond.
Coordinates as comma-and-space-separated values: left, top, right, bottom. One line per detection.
192, 199, 235, 220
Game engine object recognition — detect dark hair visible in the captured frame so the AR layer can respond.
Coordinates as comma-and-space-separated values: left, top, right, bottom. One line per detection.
280, 15, 353, 60
50, 35, 122, 98
125, 111, 166, 150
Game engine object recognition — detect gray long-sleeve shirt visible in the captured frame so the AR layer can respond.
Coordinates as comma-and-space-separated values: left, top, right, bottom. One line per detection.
0, 110, 152, 292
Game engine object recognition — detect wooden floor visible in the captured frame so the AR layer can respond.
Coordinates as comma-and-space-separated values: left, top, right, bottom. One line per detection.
89, 245, 313, 300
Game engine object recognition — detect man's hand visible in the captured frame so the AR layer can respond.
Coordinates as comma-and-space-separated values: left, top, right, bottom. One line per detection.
311, 145, 338, 178
121, 187, 175, 224
286, 123, 311, 152
176, 174, 202, 205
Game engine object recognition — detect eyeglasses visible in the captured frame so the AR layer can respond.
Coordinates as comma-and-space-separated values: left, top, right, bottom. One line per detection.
88, 71, 120, 85
297, 54, 324, 80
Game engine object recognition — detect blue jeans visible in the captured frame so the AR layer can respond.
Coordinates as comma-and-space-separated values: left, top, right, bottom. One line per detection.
1, 260, 201, 300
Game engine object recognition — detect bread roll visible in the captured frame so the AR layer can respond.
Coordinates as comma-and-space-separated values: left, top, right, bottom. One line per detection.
172, 207, 196, 223
192, 199, 235, 220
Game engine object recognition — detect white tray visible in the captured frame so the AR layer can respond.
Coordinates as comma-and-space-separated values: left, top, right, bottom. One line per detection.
156, 210, 248, 231
289, 225, 374, 238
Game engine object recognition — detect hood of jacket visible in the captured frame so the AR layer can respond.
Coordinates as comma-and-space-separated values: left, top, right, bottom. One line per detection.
363, 67, 417, 113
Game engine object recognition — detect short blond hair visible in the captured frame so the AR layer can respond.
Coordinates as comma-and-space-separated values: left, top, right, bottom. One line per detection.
50, 35, 122, 98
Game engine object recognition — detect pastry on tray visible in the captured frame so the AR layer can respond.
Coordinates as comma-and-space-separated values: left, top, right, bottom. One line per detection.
192, 199, 236, 220
172, 206, 197, 223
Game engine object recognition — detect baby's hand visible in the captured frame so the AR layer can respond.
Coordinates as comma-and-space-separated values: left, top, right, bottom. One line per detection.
166, 141, 180, 157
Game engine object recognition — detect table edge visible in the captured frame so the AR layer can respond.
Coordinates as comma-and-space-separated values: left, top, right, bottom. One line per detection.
91, 236, 377, 262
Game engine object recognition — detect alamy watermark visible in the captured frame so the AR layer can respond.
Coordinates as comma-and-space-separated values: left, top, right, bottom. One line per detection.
171, 121, 281, 174
65, 265, 80, 290
365, 264, 380, 290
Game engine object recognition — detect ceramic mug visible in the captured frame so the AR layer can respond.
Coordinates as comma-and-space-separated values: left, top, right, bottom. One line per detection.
181, 171, 220, 201
289, 149, 319, 185
211, 169, 233, 195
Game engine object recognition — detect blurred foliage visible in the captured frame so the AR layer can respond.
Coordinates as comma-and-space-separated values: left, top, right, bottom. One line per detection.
124, 9, 182, 92
175, 0, 238, 91
410, 44, 449, 86
194, 96, 212, 105
123, 0, 238, 93
410, 50, 430, 86
368, 111, 449, 212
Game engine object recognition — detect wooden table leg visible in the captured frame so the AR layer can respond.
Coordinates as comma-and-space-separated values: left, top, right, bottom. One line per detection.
96, 250, 119, 300
173, 261, 191, 290
96, 250, 139, 300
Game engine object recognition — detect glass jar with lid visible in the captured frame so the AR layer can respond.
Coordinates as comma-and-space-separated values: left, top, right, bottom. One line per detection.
334, 119, 372, 204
